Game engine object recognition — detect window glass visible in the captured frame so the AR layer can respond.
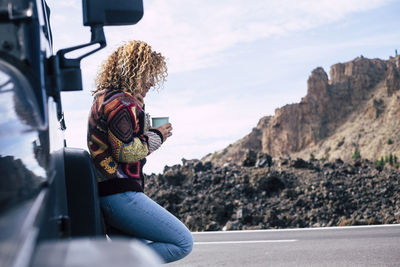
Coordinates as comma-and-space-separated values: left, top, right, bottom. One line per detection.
0, 59, 47, 212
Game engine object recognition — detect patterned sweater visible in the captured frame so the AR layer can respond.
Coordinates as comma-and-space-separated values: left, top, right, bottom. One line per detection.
87, 90, 163, 196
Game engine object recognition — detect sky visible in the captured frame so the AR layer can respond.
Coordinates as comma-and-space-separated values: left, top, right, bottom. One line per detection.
46, 0, 400, 174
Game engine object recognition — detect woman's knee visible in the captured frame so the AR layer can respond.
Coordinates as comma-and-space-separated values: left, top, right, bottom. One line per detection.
180, 227, 194, 257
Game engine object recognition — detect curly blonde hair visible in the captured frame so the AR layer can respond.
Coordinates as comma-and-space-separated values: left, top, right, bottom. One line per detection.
93, 40, 167, 95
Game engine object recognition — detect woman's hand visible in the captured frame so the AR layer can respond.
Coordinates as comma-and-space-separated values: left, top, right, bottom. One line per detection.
157, 123, 173, 141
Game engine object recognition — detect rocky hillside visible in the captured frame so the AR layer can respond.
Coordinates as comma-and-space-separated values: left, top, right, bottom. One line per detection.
146, 157, 400, 231
203, 56, 400, 165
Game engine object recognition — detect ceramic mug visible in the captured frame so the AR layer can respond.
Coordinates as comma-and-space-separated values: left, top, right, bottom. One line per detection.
151, 117, 169, 128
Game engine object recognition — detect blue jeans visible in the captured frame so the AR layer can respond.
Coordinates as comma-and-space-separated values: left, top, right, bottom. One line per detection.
100, 191, 193, 263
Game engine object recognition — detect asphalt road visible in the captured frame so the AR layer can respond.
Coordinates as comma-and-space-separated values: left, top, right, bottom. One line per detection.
169, 224, 400, 267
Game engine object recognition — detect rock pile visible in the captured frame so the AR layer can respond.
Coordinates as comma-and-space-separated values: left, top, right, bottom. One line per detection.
145, 155, 400, 231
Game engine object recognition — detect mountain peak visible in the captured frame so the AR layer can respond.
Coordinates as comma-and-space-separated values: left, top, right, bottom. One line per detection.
204, 56, 400, 165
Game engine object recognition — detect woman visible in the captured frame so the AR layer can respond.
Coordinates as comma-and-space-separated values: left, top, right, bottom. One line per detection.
87, 40, 193, 263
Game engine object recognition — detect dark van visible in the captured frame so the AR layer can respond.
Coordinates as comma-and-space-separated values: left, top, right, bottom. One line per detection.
0, 0, 161, 266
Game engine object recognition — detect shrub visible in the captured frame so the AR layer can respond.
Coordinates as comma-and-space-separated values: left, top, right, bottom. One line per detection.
352, 149, 361, 160
385, 155, 389, 163
376, 157, 385, 169
376, 154, 399, 169
387, 138, 393, 145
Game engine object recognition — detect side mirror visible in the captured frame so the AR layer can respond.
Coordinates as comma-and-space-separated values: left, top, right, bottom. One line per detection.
83, 0, 144, 26
48, 0, 144, 110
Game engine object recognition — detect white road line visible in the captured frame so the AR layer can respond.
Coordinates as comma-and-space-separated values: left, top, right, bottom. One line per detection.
193, 224, 400, 234
194, 239, 297, 245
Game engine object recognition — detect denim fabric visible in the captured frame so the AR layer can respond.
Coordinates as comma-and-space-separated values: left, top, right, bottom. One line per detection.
100, 191, 193, 263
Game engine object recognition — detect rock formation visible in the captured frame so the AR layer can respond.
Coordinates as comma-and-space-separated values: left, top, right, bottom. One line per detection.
203, 56, 400, 165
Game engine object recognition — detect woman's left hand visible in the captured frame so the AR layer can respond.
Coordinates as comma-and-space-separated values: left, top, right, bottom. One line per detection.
157, 123, 173, 141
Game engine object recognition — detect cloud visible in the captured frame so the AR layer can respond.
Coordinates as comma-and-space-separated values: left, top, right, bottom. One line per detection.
47, 0, 392, 73
99, 0, 392, 73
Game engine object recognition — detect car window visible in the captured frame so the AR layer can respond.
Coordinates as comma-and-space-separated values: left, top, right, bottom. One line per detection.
0, 57, 47, 213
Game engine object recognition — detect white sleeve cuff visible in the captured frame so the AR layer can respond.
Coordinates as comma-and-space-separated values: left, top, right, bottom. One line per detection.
145, 130, 163, 153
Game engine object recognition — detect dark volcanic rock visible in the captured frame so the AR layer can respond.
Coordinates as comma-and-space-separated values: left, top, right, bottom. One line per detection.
145, 157, 400, 232
242, 149, 257, 167
292, 158, 313, 169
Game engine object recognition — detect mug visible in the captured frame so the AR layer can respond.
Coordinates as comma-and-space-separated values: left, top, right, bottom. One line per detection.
151, 117, 169, 128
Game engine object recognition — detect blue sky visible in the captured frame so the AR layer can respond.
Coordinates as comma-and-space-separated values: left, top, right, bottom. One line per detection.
46, 0, 400, 174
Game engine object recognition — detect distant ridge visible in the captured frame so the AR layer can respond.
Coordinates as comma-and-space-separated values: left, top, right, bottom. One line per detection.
203, 55, 400, 164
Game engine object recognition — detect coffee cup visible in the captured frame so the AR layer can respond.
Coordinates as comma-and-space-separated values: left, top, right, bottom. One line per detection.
151, 117, 169, 128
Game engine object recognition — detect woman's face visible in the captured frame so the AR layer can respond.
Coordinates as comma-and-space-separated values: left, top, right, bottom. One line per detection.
141, 77, 155, 98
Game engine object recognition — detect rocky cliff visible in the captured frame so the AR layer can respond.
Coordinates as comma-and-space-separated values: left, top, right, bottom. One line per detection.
203, 56, 400, 165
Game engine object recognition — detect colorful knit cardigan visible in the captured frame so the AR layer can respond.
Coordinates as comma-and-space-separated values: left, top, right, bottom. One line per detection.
87, 90, 163, 196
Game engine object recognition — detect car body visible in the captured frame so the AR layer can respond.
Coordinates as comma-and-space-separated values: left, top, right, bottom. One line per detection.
0, 0, 162, 266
